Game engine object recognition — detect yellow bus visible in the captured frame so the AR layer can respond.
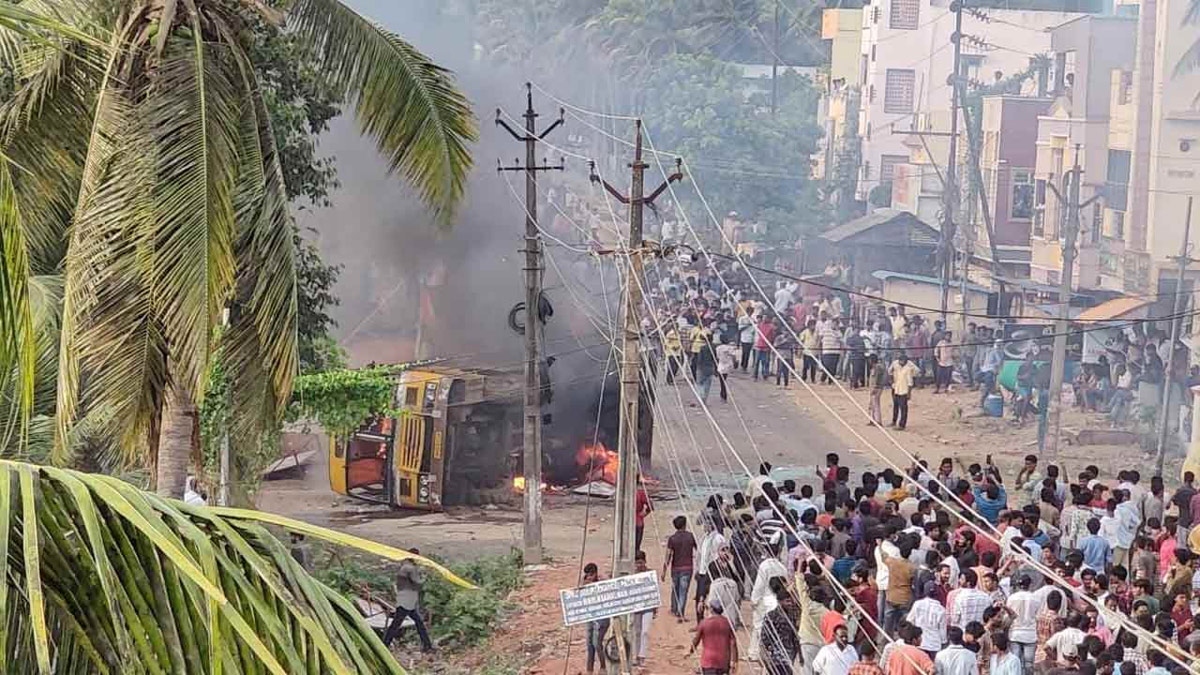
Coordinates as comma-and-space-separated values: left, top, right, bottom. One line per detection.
327, 366, 523, 511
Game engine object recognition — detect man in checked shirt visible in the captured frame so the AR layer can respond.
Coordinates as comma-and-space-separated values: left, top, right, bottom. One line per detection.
948, 569, 993, 630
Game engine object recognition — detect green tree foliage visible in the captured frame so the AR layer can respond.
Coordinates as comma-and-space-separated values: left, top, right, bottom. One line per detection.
0, 458, 472, 673
641, 58, 827, 243
0, 2, 475, 497
465, 0, 830, 244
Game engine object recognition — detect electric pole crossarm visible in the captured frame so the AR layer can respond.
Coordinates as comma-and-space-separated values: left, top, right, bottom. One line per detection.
495, 112, 528, 142
538, 109, 565, 139
589, 161, 632, 204
643, 159, 684, 204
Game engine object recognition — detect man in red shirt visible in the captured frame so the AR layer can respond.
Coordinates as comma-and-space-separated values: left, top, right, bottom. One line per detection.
690, 597, 738, 675
752, 316, 776, 381
635, 485, 652, 553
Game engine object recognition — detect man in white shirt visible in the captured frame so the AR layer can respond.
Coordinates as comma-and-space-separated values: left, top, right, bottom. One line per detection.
1111, 490, 1141, 568
813, 624, 858, 675
1005, 575, 1041, 674
934, 627, 978, 675
749, 541, 788, 661
874, 531, 900, 620
906, 589, 947, 653
1043, 613, 1088, 666
988, 633, 1023, 675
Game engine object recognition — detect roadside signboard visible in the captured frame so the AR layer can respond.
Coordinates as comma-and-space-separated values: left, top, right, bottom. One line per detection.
559, 571, 661, 626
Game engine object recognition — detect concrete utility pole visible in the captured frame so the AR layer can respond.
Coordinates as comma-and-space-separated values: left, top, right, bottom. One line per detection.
1155, 196, 1194, 475
771, 0, 781, 115
591, 123, 682, 575
496, 84, 563, 566
939, 0, 965, 323
1044, 146, 1089, 459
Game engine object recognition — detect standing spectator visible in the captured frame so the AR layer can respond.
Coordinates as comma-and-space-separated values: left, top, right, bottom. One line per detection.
664, 515, 698, 620
1005, 574, 1039, 674
739, 309, 757, 372
988, 632, 1022, 675
754, 314, 777, 381
582, 563, 610, 674
850, 641, 885, 675
695, 332, 718, 402
635, 482, 652, 552
631, 551, 656, 668
775, 318, 798, 389
847, 324, 868, 389
819, 313, 843, 384
1171, 472, 1196, 542
934, 331, 954, 394
813, 624, 859, 675
762, 577, 802, 675
800, 318, 822, 382
907, 586, 948, 655
382, 549, 435, 653
690, 597, 738, 675
889, 352, 920, 430
715, 336, 739, 402
750, 540, 788, 661
934, 626, 978, 675
869, 353, 888, 426
665, 321, 684, 385
977, 340, 1003, 407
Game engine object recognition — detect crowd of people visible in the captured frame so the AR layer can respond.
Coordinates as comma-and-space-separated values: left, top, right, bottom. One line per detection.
585, 450, 1200, 675
647, 263, 1197, 449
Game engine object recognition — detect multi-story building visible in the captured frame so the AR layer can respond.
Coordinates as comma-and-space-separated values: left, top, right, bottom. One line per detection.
1131, 0, 1200, 292
1029, 15, 1137, 290
814, 7, 865, 208
856, 0, 1085, 202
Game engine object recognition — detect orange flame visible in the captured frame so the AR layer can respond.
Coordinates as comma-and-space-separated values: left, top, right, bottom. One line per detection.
576, 442, 620, 485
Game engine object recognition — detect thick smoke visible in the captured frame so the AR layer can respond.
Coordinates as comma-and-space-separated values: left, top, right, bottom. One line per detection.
300, 1, 624, 468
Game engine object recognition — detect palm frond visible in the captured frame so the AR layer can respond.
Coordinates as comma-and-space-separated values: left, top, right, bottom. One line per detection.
54, 13, 142, 460
219, 29, 298, 452
0, 161, 36, 457
0, 458, 465, 673
287, 0, 477, 223
146, 11, 242, 399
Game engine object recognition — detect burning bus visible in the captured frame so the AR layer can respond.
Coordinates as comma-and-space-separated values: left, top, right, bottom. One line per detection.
326, 362, 654, 512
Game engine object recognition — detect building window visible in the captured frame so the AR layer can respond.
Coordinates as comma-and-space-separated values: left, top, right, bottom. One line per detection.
1106, 149, 1131, 211
872, 6, 881, 23
880, 154, 907, 184
890, 0, 920, 29
1119, 70, 1133, 105
871, 44, 877, 62
1092, 202, 1102, 244
1111, 210, 1125, 239
1033, 208, 1045, 238
884, 69, 915, 113
1011, 169, 1034, 220
869, 84, 876, 103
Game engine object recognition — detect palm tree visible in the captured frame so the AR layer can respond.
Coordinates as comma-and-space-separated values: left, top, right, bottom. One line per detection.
0, 457, 472, 673
0, 1, 477, 496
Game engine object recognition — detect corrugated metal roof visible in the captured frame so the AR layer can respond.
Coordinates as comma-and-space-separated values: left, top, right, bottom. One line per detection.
1074, 296, 1153, 322
871, 270, 991, 294
820, 209, 938, 243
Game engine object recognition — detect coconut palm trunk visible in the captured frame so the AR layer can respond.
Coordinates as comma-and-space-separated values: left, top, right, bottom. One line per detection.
156, 381, 195, 498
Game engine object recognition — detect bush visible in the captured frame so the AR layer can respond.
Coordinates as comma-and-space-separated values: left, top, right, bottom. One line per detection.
315, 547, 525, 650
422, 549, 524, 647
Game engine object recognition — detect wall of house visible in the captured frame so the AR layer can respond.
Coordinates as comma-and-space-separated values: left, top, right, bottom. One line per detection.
1143, 0, 1200, 272
984, 97, 1053, 250
857, 0, 1082, 200
879, 278, 991, 318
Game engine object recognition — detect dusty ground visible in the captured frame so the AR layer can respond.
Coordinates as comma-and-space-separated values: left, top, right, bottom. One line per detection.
256, 369, 1173, 673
